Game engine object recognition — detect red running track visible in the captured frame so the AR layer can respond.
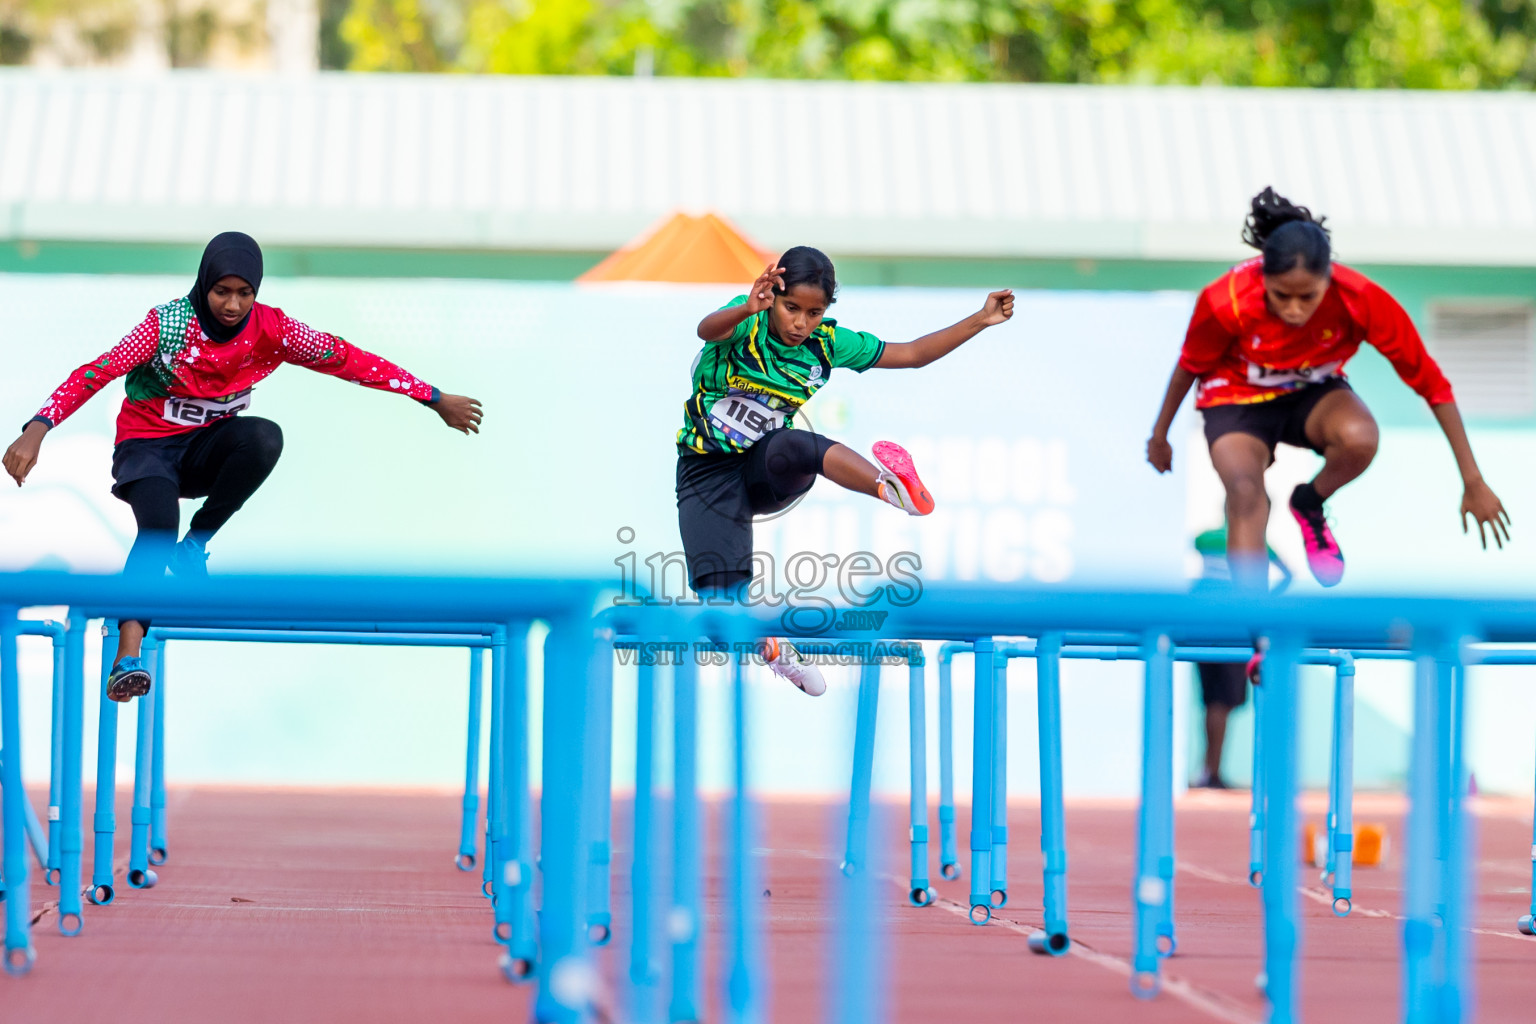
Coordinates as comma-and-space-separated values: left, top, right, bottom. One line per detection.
4, 787, 1533, 1022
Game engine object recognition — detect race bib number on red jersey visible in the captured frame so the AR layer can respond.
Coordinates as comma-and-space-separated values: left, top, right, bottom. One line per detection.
1244, 359, 1343, 388
162, 389, 252, 426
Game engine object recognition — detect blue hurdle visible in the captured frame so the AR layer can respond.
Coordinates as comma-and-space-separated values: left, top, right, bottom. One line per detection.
0, 574, 601, 1004
135, 622, 544, 972
91, 623, 508, 903
0, 621, 58, 904
791, 641, 930, 897
2, 573, 1527, 1024
1, 609, 33, 976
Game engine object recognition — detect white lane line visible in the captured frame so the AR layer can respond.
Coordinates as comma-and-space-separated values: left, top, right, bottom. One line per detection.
1176, 861, 1536, 944
768, 844, 1263, 1021
898, 880, 1263, 1024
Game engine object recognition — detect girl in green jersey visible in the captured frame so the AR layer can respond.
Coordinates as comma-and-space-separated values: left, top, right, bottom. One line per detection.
675, 246, 1013, 694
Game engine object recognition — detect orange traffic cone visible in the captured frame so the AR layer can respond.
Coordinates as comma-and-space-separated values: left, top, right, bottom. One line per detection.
1301, 822, 1389, 867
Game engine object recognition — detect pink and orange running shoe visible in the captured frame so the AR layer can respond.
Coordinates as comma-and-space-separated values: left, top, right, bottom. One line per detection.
1289, 485, 1344, 587
872, 441, 934, 516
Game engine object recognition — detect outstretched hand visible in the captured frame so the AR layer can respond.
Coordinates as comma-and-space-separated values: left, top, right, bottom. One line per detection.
978, 289, 1014, 327
1461, 479, 1511, 549
1146, 434, 1173, 473
3, 423, 46, 486
744, 263, 785, 316
433, 394, 483, 435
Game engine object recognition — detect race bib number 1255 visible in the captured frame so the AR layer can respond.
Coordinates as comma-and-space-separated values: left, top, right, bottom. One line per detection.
163, 389, 253, 426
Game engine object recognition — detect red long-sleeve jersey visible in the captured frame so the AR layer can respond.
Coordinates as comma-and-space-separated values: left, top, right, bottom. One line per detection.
34, 298, 437, 444
1178, 259, 1454, 409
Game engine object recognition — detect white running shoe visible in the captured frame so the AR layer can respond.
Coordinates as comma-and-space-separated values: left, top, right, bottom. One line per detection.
762, 638, 826, 697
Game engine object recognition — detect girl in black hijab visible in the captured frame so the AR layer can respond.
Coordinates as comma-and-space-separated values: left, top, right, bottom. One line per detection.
4, 231, 484, 701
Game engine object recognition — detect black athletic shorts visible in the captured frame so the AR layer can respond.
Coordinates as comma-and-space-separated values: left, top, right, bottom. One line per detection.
109, 415, 255, 500
1202, 377, 1352, 460
1198, 661, 1248, 709
675, 428, 838, 592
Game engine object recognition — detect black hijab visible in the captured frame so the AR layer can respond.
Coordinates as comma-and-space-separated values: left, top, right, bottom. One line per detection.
189, 232, 264, 343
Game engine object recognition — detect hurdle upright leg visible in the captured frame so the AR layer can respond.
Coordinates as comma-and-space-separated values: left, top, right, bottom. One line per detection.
90, 621, 121, 905
457, 647, 484, 871
628, 654, 661, 1022
47, 629, 65, 884
1248, 680, 1266, 888
1324, 660, 1342, 884
532, 616, 595, 1024
725, 646, 765, 1024
989, 655, 1009, 907
489, 629, 514, 944
125, 636, 158, 890
501, 626, 537, 975
484, 632, 504, 903
1131, 632, 1174, 997
1258, 634, 1305, 1023
586, 626, 616, 946
148, 641, 168, 865
1330, 656, 1356, 915
0, 749, 46, 880
1438, 649, 1476, 1021
937, 650, 959, 881
830, 800, 886, 1024
905, 647, 933, 905
668, 645, 702, 1023
843, 658, 881, 877
1521, 722, 1536, 936
1030, 632, 1070, 955
1152, 641, 1177, 959
1403, 642, 1452, 1021
968, 638, 996, 924
1, 607, 35, 975
57, 617, 85, 935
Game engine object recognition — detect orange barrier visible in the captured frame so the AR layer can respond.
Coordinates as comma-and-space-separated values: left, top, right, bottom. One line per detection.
1303, 822, 1389, 867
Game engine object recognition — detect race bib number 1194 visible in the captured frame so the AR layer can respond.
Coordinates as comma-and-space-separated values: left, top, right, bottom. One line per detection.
709, 391, 786, 444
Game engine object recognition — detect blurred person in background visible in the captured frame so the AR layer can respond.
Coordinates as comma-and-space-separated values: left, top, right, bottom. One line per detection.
1191, 522, 1290, 789
2, 231, 482, 703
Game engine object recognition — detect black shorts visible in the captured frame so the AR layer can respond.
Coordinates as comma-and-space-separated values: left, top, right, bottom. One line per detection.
1202, 377, 1352, 460
675, 428, 838, 592
109, 415, 263, 500
1198, 661, 1248, 709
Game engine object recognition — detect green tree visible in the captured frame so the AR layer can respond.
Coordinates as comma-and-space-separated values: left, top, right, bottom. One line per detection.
320, 0, 1536, 89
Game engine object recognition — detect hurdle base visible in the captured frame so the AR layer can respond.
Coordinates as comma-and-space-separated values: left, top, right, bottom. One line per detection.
1027, 929, 1071, 957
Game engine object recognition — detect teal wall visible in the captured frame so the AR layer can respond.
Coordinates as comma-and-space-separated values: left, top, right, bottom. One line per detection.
3, 254, 1533, 798
7, 236, 1530, 433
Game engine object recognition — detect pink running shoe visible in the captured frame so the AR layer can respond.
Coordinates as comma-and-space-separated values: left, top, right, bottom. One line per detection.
1289, 485, 1344, 587
872, 441, 934, 516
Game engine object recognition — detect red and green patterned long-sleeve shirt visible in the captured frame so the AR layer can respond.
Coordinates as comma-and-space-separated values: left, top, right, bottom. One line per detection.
34, 297, 437, 444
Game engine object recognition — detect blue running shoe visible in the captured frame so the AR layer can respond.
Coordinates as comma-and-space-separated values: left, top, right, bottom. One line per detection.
170, 537, 209, 578
107, 657, 152, 703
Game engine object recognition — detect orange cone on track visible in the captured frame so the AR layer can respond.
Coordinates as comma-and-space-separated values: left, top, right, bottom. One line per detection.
578, 211, 772, 284
1353, 824, 1388, 866
1302, 822, 1389, 867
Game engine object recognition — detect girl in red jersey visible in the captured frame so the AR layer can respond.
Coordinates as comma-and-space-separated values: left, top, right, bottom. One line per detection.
1147, 188, 1510, 589
2, 232, 482, 701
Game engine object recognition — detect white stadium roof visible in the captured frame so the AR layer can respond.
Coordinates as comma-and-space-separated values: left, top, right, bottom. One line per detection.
2, 69, 1534, 266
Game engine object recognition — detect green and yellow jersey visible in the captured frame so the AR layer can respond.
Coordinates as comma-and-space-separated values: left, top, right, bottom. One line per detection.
676, 295, 885, 455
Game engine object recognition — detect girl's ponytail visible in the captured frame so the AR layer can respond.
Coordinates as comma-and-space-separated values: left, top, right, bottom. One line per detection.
1242, 186, 1332, 276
